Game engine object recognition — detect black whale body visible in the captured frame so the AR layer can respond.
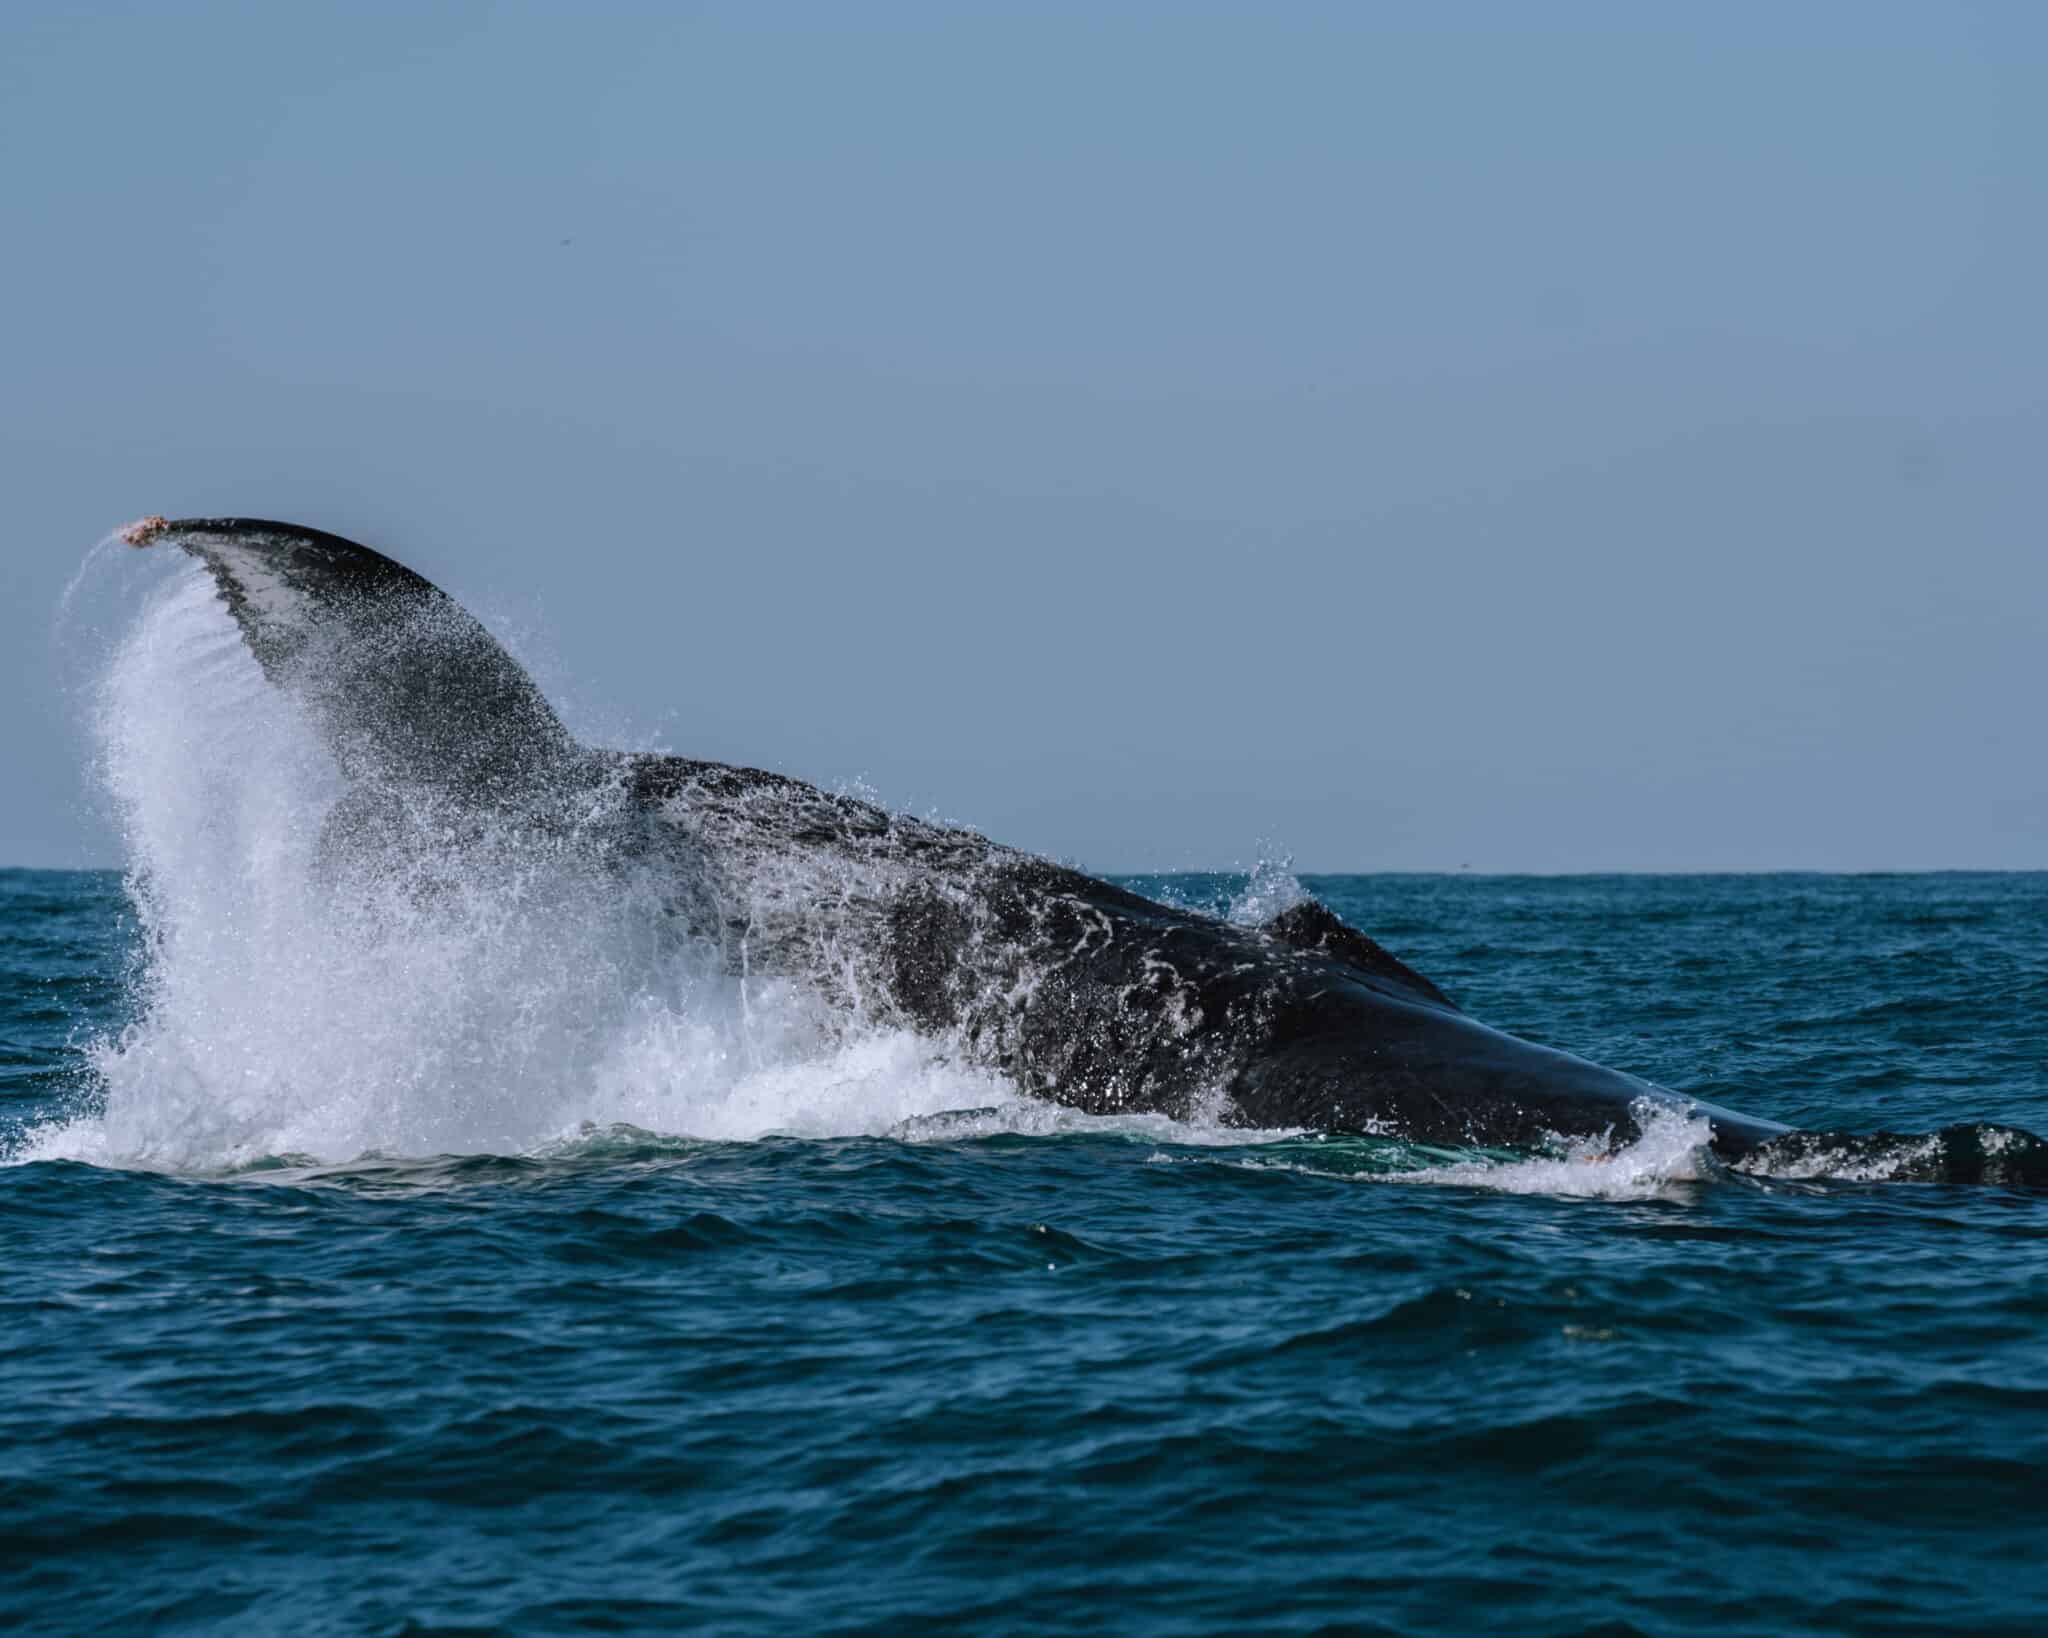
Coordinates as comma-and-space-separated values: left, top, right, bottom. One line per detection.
121, 516, 2048, 1186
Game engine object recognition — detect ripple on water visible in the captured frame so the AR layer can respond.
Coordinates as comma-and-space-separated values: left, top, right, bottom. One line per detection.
4, 871, 2048, 1631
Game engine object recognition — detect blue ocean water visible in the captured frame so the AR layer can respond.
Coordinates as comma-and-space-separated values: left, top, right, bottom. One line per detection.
4, 867, 2045, 1635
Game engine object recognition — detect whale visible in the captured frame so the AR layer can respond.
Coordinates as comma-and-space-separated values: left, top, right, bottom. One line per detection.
117, 515, 2048, 1185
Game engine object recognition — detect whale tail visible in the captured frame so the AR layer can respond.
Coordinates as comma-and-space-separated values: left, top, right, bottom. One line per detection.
123, 517, 585, 805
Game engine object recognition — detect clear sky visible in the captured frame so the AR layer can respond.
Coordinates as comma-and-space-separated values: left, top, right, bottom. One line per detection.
4, 1, 2043, 873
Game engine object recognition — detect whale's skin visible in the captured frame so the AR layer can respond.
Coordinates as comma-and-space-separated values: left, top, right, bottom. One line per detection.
117, 516, 2047, 1181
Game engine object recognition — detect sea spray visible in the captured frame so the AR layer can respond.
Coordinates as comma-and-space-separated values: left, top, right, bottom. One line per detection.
29, 551, 2047, 1193
1386, 1098, 1717, 1198
1226, 849, 1310, 925
38, 562, 1024, 1168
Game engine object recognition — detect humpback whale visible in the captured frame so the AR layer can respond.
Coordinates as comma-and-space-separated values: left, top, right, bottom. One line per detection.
118, 515, 2048, 1185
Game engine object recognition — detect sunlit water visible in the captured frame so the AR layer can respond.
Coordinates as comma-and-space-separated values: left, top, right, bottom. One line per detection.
5, 560, 2046, 1632
6, 868, 2047, 1634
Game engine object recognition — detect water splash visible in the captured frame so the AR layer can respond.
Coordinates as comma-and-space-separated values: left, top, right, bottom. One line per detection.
41, 551, 2028, 1193
1388, 1100, 1717, 1199
1197, 1101, 1719, 1199
25, 563, 1031, 1170
52, 525, 152, 641
1226, 850, 1308, 925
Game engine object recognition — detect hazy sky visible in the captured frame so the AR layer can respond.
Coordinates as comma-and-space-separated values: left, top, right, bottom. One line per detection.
5, 1, 2043, 872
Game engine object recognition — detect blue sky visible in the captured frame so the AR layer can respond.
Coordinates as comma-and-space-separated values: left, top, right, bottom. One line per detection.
5, 1, 2043, 871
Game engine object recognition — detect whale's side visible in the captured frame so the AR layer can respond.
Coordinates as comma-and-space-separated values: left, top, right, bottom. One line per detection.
119, 517, 2048, 1184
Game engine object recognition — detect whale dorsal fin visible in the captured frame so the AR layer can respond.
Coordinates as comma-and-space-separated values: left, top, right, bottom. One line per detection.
1261, 899, 1459, 1011
124, 517, 581, 803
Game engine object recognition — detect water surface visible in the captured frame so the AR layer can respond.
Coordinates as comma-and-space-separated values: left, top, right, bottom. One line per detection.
6, 869, 2045, 1634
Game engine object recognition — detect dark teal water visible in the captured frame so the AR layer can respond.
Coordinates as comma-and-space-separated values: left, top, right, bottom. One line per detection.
5, 869, 2046, 1635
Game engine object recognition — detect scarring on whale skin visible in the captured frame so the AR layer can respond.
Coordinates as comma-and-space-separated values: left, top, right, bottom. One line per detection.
120, 516, 2048, 1185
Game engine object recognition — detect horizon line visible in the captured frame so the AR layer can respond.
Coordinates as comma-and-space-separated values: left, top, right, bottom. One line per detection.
5, 861, 2046, 881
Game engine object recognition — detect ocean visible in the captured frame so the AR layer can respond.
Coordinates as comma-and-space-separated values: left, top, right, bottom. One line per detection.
5, 866, 2045, 1635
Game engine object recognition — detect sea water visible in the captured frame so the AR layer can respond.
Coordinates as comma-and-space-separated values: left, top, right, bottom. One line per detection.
3, 561, 2045, 1633
6, 868, 2046, 1634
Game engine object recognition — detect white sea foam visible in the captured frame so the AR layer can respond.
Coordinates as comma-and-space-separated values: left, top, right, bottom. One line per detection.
889, 1096, 1300, 1148
19, 563, 1054, 1171
1165, 1100, 1716, 1198
1386, 1100, 1717, 1198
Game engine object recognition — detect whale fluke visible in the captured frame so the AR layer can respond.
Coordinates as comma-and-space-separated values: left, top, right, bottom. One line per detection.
132, 517, 580, 803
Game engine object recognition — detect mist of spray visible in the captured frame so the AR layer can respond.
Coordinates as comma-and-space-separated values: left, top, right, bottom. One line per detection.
29, 564, 1021, 1169
24, 556, 1755, 1195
